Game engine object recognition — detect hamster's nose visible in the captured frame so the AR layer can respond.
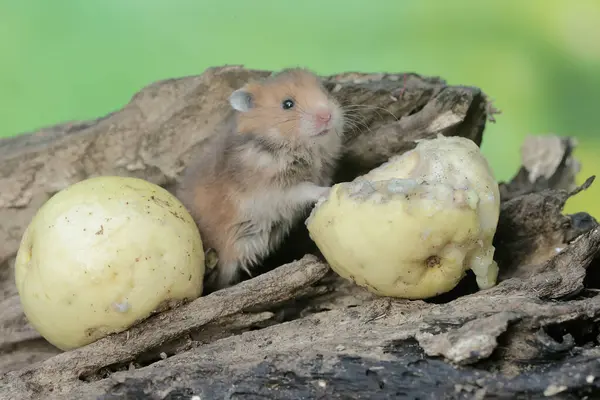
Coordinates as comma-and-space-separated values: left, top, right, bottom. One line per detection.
316, 110, 332, 123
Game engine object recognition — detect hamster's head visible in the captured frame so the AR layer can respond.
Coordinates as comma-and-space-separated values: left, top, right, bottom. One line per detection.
229, 68, 344, 142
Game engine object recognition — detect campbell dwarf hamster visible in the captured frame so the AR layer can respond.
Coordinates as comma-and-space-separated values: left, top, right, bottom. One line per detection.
177, 68, 346, 291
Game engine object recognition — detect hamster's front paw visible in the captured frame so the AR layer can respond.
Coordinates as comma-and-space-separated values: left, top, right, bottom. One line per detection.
295, 182, 332, 204
307, 185, 331, 204
316, 185, 331, 199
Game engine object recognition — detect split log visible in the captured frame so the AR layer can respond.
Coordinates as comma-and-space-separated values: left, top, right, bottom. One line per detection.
3, 66, 600, 400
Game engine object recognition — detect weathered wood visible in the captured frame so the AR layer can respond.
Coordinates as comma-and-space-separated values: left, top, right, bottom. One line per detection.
494, 133, 598, 285
89, 348, 600, 400
2, 66, 600, 400
499, 135, 581, 201
0, 66, 493, 377
4, 231, 600, 399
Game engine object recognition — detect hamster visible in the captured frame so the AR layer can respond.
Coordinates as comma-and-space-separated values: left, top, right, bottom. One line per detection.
177, 68, 346, 291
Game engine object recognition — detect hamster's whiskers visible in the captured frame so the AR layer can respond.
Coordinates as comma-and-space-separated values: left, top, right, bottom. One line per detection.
341, 104, 399, 122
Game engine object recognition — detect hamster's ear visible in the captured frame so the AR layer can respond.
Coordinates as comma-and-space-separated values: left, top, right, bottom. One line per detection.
229, 89, 253, 112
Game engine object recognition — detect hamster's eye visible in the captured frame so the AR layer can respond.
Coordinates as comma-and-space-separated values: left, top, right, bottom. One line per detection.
282, 99, 295, 110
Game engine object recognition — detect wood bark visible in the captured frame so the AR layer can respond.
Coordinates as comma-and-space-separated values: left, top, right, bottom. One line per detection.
0, 66, 492, 377
2, 66, 599, 400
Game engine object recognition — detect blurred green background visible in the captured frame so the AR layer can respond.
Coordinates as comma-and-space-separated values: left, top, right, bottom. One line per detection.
1, 0, 599, 216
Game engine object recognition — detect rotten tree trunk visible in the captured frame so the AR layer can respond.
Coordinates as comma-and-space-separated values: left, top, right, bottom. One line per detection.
2, 66, 599, 400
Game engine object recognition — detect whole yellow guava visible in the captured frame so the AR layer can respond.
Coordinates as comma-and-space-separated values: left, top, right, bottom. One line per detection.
14, 176, 205, 350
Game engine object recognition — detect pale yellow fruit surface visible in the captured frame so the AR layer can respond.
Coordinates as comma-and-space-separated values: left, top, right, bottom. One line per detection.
306, 134, 500, 299
14, 176, 205, 351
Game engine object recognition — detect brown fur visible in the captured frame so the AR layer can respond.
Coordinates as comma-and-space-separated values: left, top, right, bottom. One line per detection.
177, 68, 345, 291
236, 69, 332, 138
